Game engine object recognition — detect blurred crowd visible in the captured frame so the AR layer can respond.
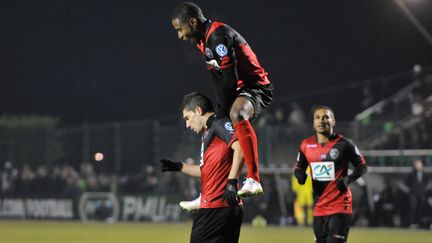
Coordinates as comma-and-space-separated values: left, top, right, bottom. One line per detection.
0, 159, 191, 199
360, 72, 432, 150
0, 161, 115, 198
370, 159, 432, 229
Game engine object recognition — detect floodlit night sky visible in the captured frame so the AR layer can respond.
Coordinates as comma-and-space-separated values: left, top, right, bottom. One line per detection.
1, 0, 432, 124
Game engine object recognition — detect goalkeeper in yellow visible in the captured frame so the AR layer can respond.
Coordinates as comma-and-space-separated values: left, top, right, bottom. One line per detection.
292, 168, 313, 226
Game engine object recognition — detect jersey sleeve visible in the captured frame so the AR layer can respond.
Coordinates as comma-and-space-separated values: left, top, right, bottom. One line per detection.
293, 142, 309, 185
208, 26, 236, 69
345, 139, 366, 167
344, 139, 367, 183
213, 118, 237, 146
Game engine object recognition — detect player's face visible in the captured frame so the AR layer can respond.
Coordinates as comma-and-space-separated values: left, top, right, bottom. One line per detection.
182, 108, 204, 134
313, 109, 335, 135
172, 18, 197, 43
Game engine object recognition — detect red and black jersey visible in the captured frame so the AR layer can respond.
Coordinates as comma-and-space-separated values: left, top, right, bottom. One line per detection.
294, 133, 366, 216
199, 116, 240, 208
196, 20, 271, 116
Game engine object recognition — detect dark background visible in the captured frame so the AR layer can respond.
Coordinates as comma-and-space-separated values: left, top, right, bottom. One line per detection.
1, 0, 431, 124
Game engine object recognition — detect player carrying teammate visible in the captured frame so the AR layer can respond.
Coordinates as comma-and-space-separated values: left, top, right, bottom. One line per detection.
160, 92, 243, 243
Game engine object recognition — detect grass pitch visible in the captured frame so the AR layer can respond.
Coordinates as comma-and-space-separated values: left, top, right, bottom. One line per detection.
0, 220, 430, 243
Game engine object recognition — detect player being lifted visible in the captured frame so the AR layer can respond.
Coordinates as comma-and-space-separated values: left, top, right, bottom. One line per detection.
294, 106, 367, 243
171, 2, 274, 197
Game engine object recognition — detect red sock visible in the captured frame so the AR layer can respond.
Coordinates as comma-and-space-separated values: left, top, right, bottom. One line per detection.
234, 120, 260, 182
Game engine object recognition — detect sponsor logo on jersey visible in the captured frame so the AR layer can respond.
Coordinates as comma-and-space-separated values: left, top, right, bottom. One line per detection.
224, 122, 234, 134
307, 144, 318, 148
205, 48, 213, 59
215, 44, 228, 57
320, 154, 327, 160
310, 161, 335, 181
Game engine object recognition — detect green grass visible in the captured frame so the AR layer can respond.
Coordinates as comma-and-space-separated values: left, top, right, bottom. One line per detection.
0, 220, 430, 243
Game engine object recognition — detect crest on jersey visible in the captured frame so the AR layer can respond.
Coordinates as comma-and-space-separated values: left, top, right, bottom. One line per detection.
330, 148, 339, 160
205, 48, 213, 59
215, 44, 228, 57
224, 122, 234, 134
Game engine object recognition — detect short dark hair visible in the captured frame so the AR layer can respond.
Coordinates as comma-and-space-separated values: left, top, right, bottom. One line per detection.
172, 2, 206, 24
311, 105, 335, 119
181, 92, 214, 113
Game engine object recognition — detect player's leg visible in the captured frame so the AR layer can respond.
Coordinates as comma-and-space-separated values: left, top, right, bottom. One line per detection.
189, 209, 207, 243
307, 204, 314, 226
313, 215, 328, 243
326, 213, 351, 243
233, 84, 273, 197
221, 206, 243, 243
230, 96, 263, 197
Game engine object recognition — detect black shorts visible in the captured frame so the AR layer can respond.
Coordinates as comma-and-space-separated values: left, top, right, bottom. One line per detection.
190, 206, 243, 243
238, 83, 273, 119
313, 213, 351, 243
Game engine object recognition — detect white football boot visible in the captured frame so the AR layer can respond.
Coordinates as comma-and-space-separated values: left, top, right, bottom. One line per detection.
237, 178, 264, 197
179, 194, 201, 212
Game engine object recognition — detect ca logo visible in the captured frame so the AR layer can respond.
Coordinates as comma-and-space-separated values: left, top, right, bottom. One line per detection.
314, 164, 333, 177
311, 162, 335, 181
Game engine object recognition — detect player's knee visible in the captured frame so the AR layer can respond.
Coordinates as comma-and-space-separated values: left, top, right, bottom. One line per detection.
230, 106, 252, 123
230, 109, 243, 123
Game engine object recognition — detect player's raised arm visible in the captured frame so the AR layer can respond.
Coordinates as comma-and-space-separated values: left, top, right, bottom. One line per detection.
160, 159, 201, 177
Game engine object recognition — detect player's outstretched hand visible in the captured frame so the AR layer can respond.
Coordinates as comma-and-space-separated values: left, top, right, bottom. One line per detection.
336, 177, 349, 193
222, 179, 239, 206
160, 159, 183, 172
